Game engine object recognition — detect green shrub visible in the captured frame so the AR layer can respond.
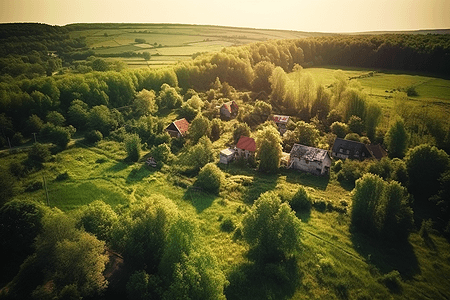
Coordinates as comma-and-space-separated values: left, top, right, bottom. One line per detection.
85, 130, 103, 144
28, 143, 50, 164
55, 172, 70, 181
9, 161, 26, 178
220, 217, 236, 232
196, 163, 223, 194
124, 133, 142, 162
289, 186, 312, 212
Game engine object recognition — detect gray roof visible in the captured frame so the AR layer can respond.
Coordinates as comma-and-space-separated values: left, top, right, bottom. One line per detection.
332, 137, 374, 159
290, 144, 329, 162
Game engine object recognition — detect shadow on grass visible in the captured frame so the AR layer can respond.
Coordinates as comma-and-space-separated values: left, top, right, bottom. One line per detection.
225, 257, 301, 300
184, 187, 218, 213
244, 172, 279, 204
296, 209, 312, 223
351, 231, 420, 280
107, 160, 130, 173
283, 169, 330, 191
126, 164, 156, 183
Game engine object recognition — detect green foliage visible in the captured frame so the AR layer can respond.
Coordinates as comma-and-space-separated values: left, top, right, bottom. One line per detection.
220, 217, 236, 232
26, 114, 44, 135
344, 132, 361, 142
378, 270, 402, 293
30, 209, 109, 298
134, 89, 157, 117
283, 121, 320, 149
242, 192, 301, 264
51, 126, 72, 149
111, 196, 179, 272
364, 101, 382, 140
28, 142, 51, 164
124, 133, 142, 162
256, 125, 282, 173
196, 163, 224, 194
84, 129, 103, 144
181, 136, 214, 172
233, 122, 251, 144
252, 61, 275, 93
157, 83, 182, 109
152, 143, 172, 166
289, 186, 313, 212
210, 118, 222, 141
127, 270, 163, 300
243, 100, 272, 126
342, 88, 367, 121
46, 111, 66, 126
366, 157, 392, 180
404, 144, 450, 200
143, 51, 151, 61
330, 121, 349, 138
336, 159, 365, 185
385, 116, 409, 158
347, 115, 364, 135
351, 173, 413, 240
0, 199, 45, 255
189, 115, 210, 144
76, 200, 118, 242
67, 101, 88, 130
91, 58, 109, 71
159, 218, 227, 300
88, 105, 118, 136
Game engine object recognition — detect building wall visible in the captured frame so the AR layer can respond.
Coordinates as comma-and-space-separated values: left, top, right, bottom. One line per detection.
292, 156, 331, 175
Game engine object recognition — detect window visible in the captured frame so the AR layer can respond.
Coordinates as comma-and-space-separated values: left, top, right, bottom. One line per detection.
339, 148, 343, 153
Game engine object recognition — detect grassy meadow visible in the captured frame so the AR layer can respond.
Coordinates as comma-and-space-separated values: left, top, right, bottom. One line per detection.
69, 24, 330, 68
3, 113, 450, 299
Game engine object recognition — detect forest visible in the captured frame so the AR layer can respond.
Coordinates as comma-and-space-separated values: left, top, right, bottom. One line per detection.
1, 23, 450, 300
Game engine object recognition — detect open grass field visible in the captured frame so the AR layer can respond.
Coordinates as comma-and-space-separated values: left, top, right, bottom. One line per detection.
303, 66, 450, 129
3, 129, 450, 299
69, 23, 332, 68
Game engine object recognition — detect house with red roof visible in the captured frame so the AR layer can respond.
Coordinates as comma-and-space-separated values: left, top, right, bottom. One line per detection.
166, 118, 189, 138
235, 136, 256, 159
220, 100, 239, 120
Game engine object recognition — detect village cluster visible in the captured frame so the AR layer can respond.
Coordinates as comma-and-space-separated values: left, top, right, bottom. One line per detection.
163, 100, 387, 175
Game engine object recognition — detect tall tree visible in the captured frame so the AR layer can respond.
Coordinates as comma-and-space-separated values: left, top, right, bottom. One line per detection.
385, 116, 408, 158
256, 125, 282, 173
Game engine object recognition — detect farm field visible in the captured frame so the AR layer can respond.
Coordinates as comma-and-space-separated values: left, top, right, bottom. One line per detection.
68, 23, 332, 68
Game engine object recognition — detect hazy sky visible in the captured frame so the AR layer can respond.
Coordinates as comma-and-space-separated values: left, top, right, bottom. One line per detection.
1, 0, 449, 32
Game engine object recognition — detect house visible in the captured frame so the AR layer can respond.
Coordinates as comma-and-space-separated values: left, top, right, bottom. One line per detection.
220, 100, 239, 119
272, 115, 290, 134
166, 118, 189, 138
331, 137, 374, 160
235, 136, 256, 159
367, 144, 388, 160
288, 144, 332, 175
219, 148, 236, 164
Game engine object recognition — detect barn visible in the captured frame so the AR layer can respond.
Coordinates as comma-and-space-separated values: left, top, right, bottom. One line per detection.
288, 143, 331, 175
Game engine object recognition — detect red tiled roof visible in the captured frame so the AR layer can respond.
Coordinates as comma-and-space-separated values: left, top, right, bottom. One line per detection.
236, 136, 256, 152
173, 118, 189, 135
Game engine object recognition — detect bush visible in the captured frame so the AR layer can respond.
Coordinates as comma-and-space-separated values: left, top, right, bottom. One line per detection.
220, 217, 236, 232
124, 133, 142, 162
85, 130, 103, 144
28, 143, 50, 164
289, 186, 312, 212
55, 172, 70, 181
9, 161, 26, 178
51, 126, 71, 149
330, 122, 349, 138
12, 132, 23, 146
336, 159, 364, 185
196, 163, 223, 194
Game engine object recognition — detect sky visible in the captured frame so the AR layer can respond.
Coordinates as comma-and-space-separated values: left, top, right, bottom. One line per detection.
1, 0, 449, 33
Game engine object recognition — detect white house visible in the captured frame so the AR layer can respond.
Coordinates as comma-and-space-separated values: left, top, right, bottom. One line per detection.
219, 148, 236, 164
288, 143, 331, 175
235, 136, 256, 159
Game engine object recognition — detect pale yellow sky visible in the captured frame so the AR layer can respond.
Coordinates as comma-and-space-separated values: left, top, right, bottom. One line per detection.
1, 0, 449, 32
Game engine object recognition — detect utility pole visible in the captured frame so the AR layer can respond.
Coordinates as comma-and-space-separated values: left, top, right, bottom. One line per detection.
7, 137, 11, 149
32, 132, 37, 143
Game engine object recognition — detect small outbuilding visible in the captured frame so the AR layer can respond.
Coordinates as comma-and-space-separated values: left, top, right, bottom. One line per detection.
220, 100, 239, 120
288, 143, 331, 175
166, 118, 190, 138
272, 115, 290, 134
331, 137, 374, 160
219, 148, 236, 164
235, 136, 256, 159
366, 144, 388, 160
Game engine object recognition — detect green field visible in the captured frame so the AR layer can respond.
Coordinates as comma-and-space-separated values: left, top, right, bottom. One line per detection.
4, 128, 450, 299
70, 23, 332, 69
